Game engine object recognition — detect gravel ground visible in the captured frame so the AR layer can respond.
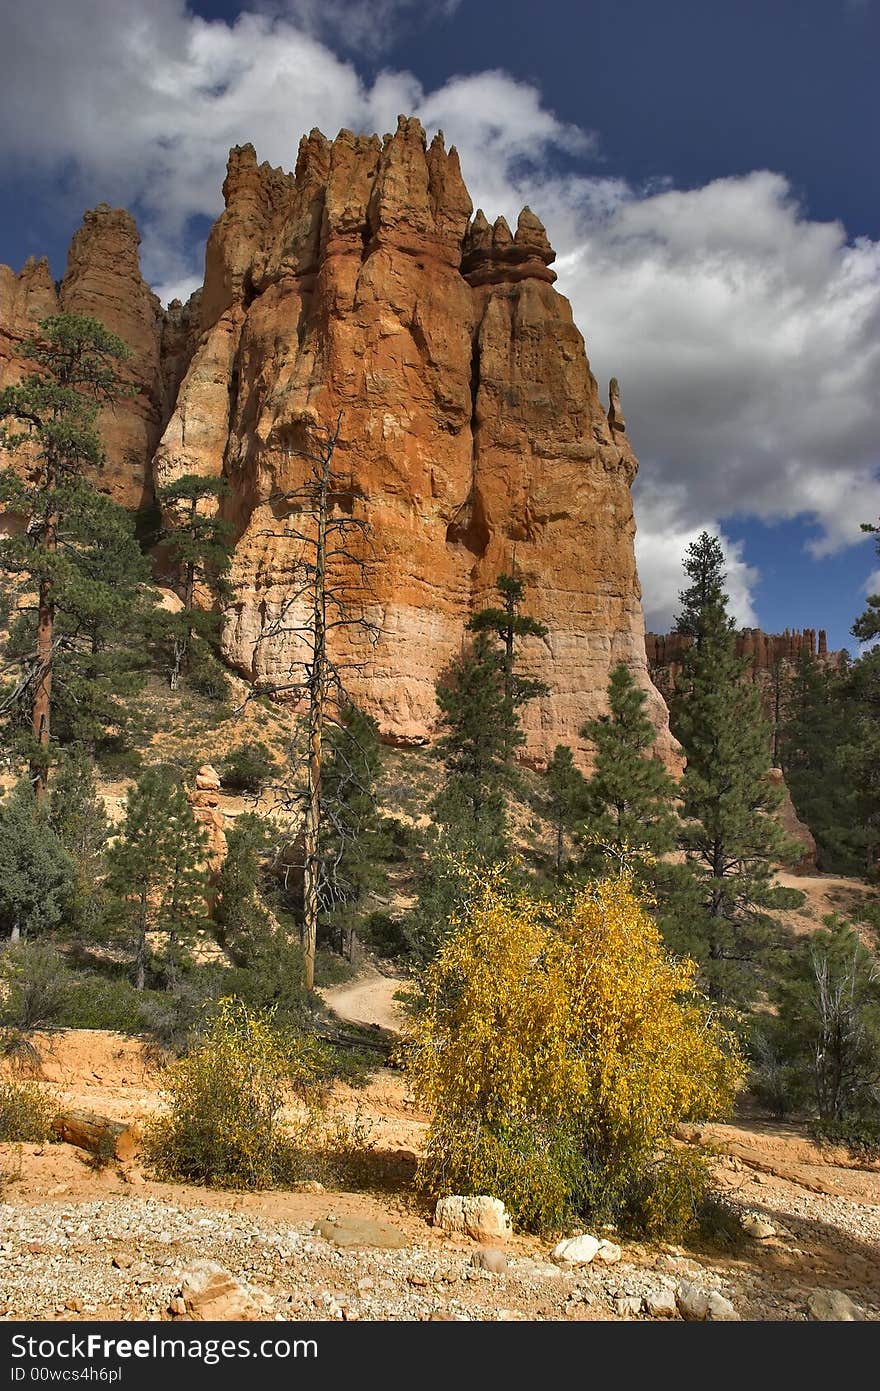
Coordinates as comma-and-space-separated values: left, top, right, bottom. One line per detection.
1, 1193, 877, 1322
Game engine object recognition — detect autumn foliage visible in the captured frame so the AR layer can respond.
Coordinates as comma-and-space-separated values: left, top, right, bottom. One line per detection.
407, 872, 744, 1234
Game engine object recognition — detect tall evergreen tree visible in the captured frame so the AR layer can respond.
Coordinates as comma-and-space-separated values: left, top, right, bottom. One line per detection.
468, 571, 549, 708
0, 780, 74, 941
844, 518, 880, 875
662, 532, 800, 1004
780, 650, 860, 873
156, 473, 234, 691
837, 648, 880, 876
317, 702, 393, 958
852, 518, 880, 645
411, 575, 548, 960
673, 532, 736, 652
542, 743, 588, 878
0, 315, 153, 792
214, 813, 275, 958
579, 661, 679, 875
106, 767, 209, 988
433, 572, 548, 854
432, 631, 518, 856
48, 752, 110, 932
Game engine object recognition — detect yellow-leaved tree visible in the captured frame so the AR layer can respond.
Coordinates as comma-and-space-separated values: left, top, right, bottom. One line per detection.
406, 872, 744, 1235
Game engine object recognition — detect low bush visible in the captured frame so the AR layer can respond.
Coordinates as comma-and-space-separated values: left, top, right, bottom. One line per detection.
811, 1115, 880, 1162
187, 641, 232, 703
0, 941, 70, 1030
56, 973, 149, 1033
362, 911, 410, 959
0, 1079, 55, 1143
220, 742, 281, 794
407, 871, 744, 1237
145, 998, 328, 1189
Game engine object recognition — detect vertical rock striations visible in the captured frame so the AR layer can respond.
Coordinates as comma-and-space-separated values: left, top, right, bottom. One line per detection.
1, 116, 674, 766
153, 117, 672, 765
1, 206, 201, 511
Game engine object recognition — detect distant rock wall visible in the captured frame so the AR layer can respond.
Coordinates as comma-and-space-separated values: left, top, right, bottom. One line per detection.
645, 627, 837, 676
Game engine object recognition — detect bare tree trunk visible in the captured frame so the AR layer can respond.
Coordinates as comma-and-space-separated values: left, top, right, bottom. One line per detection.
135, 898, 148, 991
31, 567, 54, 800
302, 451, 330, 993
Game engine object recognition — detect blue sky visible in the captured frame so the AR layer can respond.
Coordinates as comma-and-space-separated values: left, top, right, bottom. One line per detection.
1, 0, 878, 648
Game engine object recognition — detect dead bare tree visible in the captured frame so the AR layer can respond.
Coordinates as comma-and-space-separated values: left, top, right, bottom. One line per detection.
250, 414, 381, 990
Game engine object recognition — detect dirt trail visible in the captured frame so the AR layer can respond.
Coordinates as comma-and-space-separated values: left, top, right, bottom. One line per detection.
319, 966, 409, 1034
772, 869, 876, 941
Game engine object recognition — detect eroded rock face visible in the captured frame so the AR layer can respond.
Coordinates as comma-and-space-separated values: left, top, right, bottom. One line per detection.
1, 207, 201, 512
153, 117, 673, 765
2, 116, 673, 766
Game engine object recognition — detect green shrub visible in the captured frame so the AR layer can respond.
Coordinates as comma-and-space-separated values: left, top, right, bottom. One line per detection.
811, 1115, 880, 1162
0, 1079, 55, 1142
614, 1146, 739, 1246
187, 641, 232, 703
95, 739, 144, 780
145, 999, 327, 1189
223, 932, 310, 1028
56, 973, 148, 1033
0, 941, 70, 1030
220, 742, 280, 794
362, 911, 410, 959
134, 972, 226, 1055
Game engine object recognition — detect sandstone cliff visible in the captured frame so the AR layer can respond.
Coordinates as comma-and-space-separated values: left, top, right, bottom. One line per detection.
1, 116, 673, 767
0, 206, 200, 510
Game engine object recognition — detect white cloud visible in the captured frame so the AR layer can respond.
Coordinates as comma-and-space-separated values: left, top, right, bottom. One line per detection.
632, 482, 759, 632
1, 2, 878, 632
543, 172, 880, 621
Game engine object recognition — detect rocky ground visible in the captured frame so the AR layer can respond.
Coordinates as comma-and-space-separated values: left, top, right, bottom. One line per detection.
1, 1026, 878, 1323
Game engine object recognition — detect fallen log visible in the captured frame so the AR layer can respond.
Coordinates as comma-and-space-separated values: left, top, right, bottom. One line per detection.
312, 1025, 397, 1060
51, 1109, 142, 1162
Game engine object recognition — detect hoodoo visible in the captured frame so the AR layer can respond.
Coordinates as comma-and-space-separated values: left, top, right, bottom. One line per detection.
0, 116, 673, 767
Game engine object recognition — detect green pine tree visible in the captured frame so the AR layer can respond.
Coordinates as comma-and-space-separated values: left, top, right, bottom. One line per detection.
579, 661, 679, 875
542, 743, 588, 877
48, 752, 110, 933
468, 571, 550, 708
0, 315, 155, 792
318, 703, 393, 957
0, 780, 74, 941
661, 533, 801, 1004
837, 647, 880, 876
843, 521, 880, 876
106, 767, 209, 988
780, 650, 861, 873
156, 473, 234, 692
432, 631, 519, 856
852, 518, 880, 645
214, 813, 275, 955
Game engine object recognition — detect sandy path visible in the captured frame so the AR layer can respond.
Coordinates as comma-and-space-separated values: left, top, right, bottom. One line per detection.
319, 967, 409, 1034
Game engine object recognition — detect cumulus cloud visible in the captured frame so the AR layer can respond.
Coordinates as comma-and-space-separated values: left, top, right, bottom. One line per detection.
0, 1, 878, 630
632, 482, 759, 632
551, 172, 880, 572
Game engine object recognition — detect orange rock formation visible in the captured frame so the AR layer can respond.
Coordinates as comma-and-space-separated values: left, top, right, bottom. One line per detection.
1, 117, 674, 766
